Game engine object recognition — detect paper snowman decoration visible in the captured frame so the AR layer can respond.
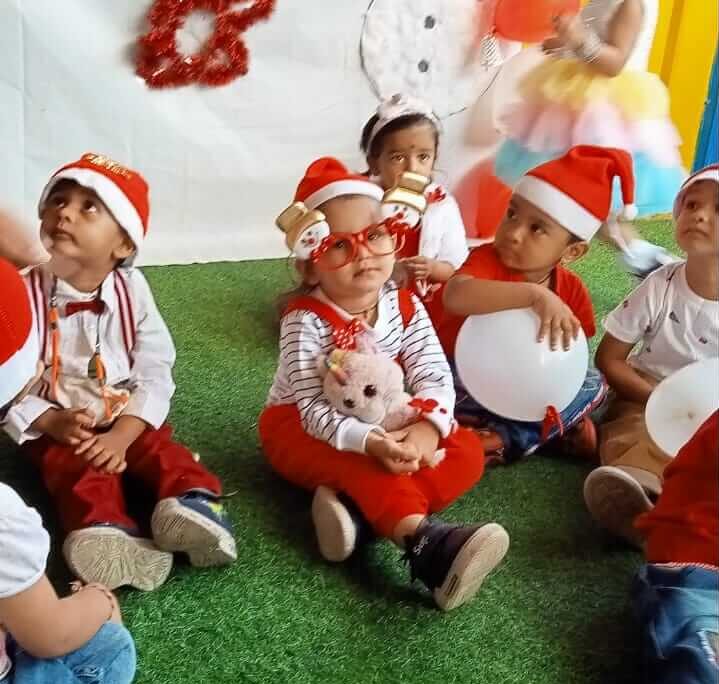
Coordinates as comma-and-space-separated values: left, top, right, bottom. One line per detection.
276, 202, 331, 260
360, 0, 519, 117
381, 171, 431, 229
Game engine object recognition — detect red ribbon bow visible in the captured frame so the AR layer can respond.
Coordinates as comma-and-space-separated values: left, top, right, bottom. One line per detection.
541, 405, 564, 443
408, 398, 448, 415
65, 300, 105, 317
332, 319, 365, 350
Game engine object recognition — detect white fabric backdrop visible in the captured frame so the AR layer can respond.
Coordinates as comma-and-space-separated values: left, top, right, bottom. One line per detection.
0, 0, 517, 265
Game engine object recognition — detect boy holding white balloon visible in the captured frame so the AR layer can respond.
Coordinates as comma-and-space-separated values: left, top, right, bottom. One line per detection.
440, 146, 640, 462
585, 164, 719, 546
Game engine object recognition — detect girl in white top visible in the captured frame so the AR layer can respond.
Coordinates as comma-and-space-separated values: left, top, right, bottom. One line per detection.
584, 165, 719, 546
360, 94, 469, 325
260, 157, 508, 612
0, 223, 135, 683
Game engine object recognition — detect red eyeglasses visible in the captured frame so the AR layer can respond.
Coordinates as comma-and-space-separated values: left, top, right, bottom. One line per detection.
310, 219, 406, 270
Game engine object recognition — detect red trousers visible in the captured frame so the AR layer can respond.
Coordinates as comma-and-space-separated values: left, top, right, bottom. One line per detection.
28, 423, 222, 533
259, 405, 485, 538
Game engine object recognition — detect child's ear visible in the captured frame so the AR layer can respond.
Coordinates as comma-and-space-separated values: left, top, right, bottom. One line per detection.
560, 240, 589, 266
113, 235, 136, 262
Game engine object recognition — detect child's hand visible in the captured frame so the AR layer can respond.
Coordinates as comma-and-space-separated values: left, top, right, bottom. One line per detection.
75, 430, 130, 474
31, 407, 95, 445
401, 256, 433, 281
72, 582, 122, 624
366, 430, 421, 474
531, 287, 581, 351
397, 420, 441, 464
0, 209, 50, 269
551, 13, 587, 52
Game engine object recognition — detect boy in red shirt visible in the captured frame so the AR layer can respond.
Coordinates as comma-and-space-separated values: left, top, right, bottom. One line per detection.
440, 146, 635, 462
631, 411, 718, 684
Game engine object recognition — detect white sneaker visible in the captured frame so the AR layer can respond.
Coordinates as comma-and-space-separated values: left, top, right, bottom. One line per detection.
63, 526, 173, 591
311, 486, 363, 562
583, 466, 653, 548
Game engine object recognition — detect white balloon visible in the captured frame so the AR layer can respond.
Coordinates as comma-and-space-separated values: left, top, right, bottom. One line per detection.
455, 308, 589, 421
645, 357, 719, 458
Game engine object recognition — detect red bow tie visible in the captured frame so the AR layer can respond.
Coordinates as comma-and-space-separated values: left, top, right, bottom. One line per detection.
64, 300, 105, 316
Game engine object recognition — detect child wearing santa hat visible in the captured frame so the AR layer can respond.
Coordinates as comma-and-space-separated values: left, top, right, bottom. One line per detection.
585, 164, 719, 546
439, 145, 629, 463
0, 241, 135, 682
360, 94, 469, 326
2, 153, 236, 592
259, 157, 509, 611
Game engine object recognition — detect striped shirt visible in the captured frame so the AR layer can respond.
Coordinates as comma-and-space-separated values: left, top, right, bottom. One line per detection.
267, 283, 455, 453
3, 267, 176, 444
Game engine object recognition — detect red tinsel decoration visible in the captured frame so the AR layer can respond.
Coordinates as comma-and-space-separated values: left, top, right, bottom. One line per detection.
136, 0, 276, 88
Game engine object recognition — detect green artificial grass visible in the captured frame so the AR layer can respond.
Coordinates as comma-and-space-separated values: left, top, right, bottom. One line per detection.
0, 219, 677, 684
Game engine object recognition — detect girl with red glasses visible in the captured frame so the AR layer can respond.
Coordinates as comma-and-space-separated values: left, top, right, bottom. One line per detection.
259, 157, 508, 612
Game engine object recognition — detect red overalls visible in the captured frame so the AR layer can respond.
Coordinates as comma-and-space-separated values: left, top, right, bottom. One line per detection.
258, 290, 485, 539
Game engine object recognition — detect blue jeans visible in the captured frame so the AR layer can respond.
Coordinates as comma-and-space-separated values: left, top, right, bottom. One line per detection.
451, 363, 607, 459
633, 564, 719, 684
9, 623, 136, 684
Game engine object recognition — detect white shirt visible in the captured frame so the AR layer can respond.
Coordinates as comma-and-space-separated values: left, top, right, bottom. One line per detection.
419, 188, 469, 270
3, 267, 176, 444
267, 283, 455, 453
0, 484, 50, 680
603, 263, 719, 381
0, 483, 50, 599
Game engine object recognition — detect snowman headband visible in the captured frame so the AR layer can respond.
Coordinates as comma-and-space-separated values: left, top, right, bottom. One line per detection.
276, 171, 431, 260
366, 94, 441, 152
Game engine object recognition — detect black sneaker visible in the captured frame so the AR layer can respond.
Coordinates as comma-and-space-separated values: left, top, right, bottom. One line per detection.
311, 486, 373, 562
404, 518, 509, 611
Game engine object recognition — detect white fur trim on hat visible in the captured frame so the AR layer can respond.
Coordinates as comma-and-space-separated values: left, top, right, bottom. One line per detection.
367, 94, 441, 151
303, 180, 384, 211
515, 176, 602, 241
0, 325, 38, 408
38, 168, 145, 252
673, 167, 719, 218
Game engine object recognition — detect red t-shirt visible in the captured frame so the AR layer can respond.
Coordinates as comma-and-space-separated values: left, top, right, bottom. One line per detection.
437, 244, 597, 358
635, 411, 719, 566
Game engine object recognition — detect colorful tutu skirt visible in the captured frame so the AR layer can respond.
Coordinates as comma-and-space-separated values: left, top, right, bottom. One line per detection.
494, 58, 685, 215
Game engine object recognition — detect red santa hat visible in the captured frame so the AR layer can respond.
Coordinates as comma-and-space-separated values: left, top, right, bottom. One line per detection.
38, 153, 150, 262
295, 157, 384, 210
673, 164, 719, 219
515, 146, 637, 241
0, 258, 38, 407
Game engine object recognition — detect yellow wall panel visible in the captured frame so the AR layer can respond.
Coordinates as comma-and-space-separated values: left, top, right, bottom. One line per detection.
649, 0, 717, 167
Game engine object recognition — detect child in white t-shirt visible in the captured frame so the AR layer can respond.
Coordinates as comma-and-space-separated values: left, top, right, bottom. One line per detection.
0, 228, 135, 683
584, 165, 719, 545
